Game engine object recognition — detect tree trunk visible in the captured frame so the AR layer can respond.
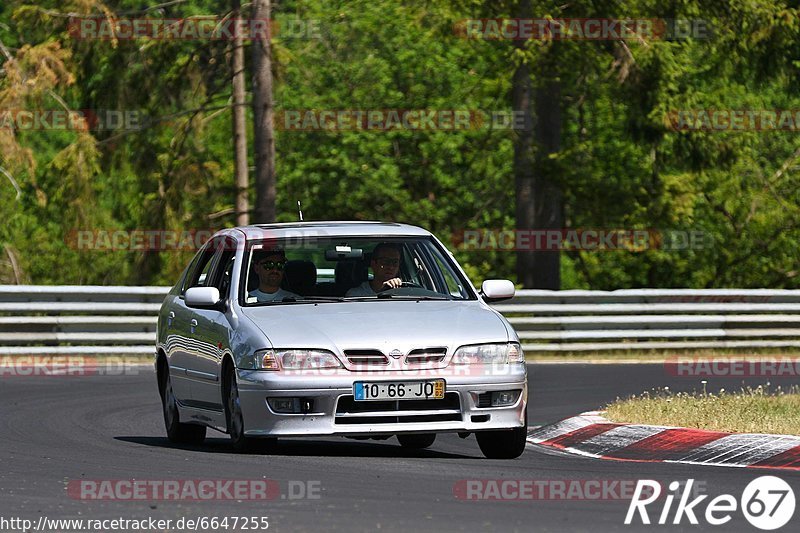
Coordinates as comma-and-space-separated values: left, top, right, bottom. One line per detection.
251, 0, 276, 223
513, 10, 563, 290
531, 71, 563, 289
512, 23, 536, 287
232, 0, 249, 226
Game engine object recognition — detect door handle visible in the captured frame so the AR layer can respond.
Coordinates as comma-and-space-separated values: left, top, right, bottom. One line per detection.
167, 311, 175, 327
190, 318, 198, 333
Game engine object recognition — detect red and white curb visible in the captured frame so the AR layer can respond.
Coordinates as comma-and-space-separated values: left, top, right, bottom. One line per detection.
527, 411, 800, 470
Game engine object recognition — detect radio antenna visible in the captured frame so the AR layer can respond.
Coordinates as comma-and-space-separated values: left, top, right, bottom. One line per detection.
297, 200, 304, 221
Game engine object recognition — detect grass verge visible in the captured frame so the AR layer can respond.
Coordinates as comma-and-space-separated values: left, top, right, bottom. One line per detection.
605, 385, 800, 435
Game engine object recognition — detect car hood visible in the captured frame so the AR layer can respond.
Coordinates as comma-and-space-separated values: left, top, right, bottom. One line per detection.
240, 300, 510, 354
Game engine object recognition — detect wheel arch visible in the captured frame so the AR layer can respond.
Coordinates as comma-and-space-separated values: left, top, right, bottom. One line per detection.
220, 353, 237, 430
220, 353, 236, 388
156, 349, 169, 399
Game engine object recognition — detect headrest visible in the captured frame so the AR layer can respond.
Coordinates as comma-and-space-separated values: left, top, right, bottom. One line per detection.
283, 260, 316, 295
335, 259, 368, 288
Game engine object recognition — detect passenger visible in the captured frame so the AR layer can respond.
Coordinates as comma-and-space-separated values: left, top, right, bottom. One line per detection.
249, 249, 300, 302
346, 243, 403, 296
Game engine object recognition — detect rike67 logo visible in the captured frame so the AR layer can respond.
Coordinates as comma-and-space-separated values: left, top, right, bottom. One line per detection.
625, 477, 795, 530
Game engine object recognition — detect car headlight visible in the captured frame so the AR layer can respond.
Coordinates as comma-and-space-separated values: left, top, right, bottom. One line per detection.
250, 349, 280, 370
244, 349, 343, 370
276, 349, 342, 370
507, 343, 524, 363
451, 343, 524, 364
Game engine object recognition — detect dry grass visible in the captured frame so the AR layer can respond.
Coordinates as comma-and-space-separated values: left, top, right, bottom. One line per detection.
605, 385, 800, 435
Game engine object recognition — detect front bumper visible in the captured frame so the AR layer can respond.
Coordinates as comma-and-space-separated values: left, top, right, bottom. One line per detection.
236, 365, 527, 437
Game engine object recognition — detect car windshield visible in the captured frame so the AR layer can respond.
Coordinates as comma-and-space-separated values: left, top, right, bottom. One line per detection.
241, 236, 475, 305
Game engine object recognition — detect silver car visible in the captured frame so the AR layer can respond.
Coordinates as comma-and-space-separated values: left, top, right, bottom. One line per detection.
155, 222, 527, 458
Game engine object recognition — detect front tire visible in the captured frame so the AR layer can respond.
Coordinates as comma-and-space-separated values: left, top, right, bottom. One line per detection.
397, 433, 436, 449
476, 414, 527, 459
224, 365, 275, 453
161, 369, 206, 445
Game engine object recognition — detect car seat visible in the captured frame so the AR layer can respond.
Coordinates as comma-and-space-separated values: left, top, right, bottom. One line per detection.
334, 259, 369, 293
282, 260, 317, 296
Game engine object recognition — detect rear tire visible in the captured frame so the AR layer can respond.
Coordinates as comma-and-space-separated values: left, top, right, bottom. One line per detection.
476, 414, 527, 459
161, 368, 206, 445
397, 433, 436, 449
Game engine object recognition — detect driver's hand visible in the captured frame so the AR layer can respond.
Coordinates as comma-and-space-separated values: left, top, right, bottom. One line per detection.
381, 278, 403, 290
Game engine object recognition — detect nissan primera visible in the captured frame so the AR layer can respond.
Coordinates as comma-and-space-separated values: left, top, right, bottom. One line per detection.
155, 222, 527, 458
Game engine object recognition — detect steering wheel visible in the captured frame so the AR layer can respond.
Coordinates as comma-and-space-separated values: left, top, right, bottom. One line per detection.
377, 281, 423, 294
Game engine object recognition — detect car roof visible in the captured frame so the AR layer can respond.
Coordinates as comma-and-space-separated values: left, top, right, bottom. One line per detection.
230, 221, 432, 240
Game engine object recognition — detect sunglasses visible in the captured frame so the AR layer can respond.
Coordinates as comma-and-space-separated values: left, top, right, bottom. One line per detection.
259, 260, 286, 270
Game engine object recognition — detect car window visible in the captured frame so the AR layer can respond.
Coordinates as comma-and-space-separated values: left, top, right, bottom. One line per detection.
183, 239, 218, 292
432, 252, 467, 298
405, 242, 436, 288
208, 238, 237, 299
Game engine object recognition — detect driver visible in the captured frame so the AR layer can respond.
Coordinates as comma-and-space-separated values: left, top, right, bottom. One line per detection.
249, 248, 300, 302
346, 243, 403, 296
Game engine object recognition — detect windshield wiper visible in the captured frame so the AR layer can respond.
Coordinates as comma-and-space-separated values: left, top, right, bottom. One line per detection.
250, 296, 345, 305
347, 294, 450, 301
387, 295, 450, 301
282, 296, 346, 303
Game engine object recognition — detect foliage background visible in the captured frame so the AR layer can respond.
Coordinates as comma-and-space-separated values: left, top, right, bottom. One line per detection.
1, 0, 799, 288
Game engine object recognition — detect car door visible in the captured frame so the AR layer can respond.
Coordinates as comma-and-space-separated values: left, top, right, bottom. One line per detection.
171, 239, 220, 404
187, 236, 238, 409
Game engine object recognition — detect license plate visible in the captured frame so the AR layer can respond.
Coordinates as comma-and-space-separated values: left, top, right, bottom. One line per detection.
354, 379, 445, 401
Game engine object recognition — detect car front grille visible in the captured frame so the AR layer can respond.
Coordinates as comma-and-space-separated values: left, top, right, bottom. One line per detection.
344, 347, 449, 369
334, 392, 462, 425
405, 347, 447, 364
344, 349, 389, 367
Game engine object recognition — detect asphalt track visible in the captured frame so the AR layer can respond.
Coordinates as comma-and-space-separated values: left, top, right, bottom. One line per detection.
1, 363, 800, 532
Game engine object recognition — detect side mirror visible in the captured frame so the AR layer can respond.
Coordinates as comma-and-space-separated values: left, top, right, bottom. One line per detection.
185, 286, 221, 308
481, 279, 515, 302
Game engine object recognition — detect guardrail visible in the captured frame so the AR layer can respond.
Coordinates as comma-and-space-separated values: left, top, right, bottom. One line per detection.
1, 286, 800, 355
0, 285, 167, 356
498, 289, 800, 352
